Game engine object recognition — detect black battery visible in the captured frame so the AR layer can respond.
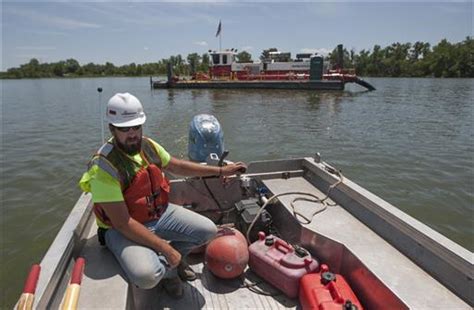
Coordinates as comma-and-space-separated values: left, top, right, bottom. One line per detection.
235, 198, 271, 242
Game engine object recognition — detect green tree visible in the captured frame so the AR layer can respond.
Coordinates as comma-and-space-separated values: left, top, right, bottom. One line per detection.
236, 51, 252, 63
457, 36, 474, 77
200, 53, 210, 72
103, 62, 114, 75
260, 48, 278, 62
327, 46, 354, 69
65, 58, 80, 74
21, 58, 40, 77
354, 49, 370, 76
53, 61, 65, 77
187, 53, 201, 74
428, 39, 457, 77
368, 45, 384, 76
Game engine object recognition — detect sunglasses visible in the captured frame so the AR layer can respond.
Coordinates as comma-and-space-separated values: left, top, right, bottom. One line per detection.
114, 125, 142, 133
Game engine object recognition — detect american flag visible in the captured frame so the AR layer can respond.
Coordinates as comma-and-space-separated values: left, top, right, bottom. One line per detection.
215, 20, 222, 37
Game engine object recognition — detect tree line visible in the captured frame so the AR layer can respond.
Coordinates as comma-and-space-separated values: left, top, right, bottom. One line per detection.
328, 37, 472, 78
0, 53, 210, 79
1, 37, 472, 79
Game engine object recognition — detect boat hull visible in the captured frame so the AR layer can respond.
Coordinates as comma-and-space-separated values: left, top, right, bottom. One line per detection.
152, 80, 344, 90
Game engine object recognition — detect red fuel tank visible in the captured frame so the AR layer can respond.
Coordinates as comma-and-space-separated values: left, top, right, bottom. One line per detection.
248, 232, 319, 298
299, 264, 364, 310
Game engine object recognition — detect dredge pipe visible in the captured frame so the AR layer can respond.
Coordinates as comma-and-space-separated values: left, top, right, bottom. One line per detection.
355, 77, 376, 91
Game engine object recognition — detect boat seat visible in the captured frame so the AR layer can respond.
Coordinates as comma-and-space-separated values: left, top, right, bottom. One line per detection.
75, 221, 130, 309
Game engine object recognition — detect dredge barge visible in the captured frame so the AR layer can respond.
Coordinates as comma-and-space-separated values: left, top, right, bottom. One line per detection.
151, 45, 376, 91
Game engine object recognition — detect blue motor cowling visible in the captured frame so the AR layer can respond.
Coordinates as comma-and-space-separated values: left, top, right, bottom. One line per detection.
188, 114, 224, 162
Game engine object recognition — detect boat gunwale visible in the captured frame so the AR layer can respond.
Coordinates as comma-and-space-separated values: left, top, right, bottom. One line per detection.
23, 193, 94, 309
301, 157, 473, 305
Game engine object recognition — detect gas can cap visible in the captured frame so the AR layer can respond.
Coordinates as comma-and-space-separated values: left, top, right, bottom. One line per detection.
344, 300, 358, 310
264, 236, 274, 246
294, 245, 309, 258
321, 271, 336, 284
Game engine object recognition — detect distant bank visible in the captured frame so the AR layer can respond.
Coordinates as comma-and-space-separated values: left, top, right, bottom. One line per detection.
1, 38, 472, 79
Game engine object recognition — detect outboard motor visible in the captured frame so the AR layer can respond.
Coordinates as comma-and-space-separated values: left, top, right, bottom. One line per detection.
188, 114, 224, 163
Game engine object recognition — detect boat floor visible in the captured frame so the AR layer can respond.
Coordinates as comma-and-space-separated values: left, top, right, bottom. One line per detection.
76, 223, 296, 309
73, 175, 469, 309
132, 256, 297, 309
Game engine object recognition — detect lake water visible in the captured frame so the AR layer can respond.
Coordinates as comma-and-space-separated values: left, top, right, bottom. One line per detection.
1, 77, 473, 307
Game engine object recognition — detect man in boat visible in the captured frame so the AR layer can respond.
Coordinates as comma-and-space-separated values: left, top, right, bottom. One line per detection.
79, 92, 246, 298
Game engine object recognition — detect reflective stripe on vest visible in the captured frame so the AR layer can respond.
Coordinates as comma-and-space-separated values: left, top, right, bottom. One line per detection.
97, 142, 113, 157
142, 139, 162, 168
89, 156, 120, 181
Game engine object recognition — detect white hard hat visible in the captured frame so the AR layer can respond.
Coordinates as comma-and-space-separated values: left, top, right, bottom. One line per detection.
106, 93, 146, 127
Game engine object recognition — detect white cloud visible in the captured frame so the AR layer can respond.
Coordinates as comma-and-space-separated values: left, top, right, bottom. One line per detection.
15, 54, 47, 60
144, 47, 149, 51
194, 41, 208, 46
7, 7, 101, 29
73, 3, 218, 28
28, 30, 68, 36
16, 46, 57, 51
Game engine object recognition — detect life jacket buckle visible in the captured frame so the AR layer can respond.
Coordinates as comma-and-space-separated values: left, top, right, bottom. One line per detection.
147, 190, 163, 216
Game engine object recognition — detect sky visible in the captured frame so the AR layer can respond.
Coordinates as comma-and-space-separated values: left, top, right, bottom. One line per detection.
1, 1, 472, 71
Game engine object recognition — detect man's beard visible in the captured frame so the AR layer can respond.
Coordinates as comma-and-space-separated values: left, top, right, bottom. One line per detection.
115, 136, 142, 155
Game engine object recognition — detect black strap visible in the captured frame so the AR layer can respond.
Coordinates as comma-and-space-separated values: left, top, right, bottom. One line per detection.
97, 227, 108, 246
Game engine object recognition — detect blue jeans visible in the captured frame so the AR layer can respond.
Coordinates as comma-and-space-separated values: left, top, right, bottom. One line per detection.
104, 203, 217, 289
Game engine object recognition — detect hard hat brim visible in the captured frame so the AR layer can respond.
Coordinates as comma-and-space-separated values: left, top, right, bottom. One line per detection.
109, 114, 146, 127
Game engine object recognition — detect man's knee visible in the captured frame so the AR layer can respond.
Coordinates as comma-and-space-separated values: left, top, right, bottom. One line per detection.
198, 217, 218, 244
129, 263, 166, 289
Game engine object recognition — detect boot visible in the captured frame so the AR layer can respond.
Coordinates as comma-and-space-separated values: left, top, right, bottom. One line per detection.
177, 260, 197, 281
162, 276, 183, 299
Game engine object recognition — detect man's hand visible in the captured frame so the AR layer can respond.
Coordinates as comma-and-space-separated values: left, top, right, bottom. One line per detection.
163, 244, 182, 268
98, 202, 183, 267
221, 161, 247, 176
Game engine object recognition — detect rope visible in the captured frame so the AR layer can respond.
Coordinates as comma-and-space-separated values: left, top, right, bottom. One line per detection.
239, 273, 282, 296
246, 169, 343, 244
290, 170, 343, 225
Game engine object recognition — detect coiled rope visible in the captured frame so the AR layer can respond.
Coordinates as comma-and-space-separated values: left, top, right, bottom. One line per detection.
245, 169, 344, 244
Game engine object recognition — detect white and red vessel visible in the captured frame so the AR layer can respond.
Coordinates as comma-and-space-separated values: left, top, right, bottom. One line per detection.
152, 46, 375, 91
208, 49, 320, 80
206, 48, 369, 85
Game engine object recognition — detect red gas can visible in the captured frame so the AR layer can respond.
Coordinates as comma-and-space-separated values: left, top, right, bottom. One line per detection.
248, 232, 319, 298
299, 264, 364, 310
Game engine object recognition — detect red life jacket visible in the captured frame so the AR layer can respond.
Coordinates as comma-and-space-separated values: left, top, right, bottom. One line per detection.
91, 138, 170, 228
122, 162, 170, 224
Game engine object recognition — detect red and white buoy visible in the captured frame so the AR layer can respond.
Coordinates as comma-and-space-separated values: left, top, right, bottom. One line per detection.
205, 227, 249, 279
